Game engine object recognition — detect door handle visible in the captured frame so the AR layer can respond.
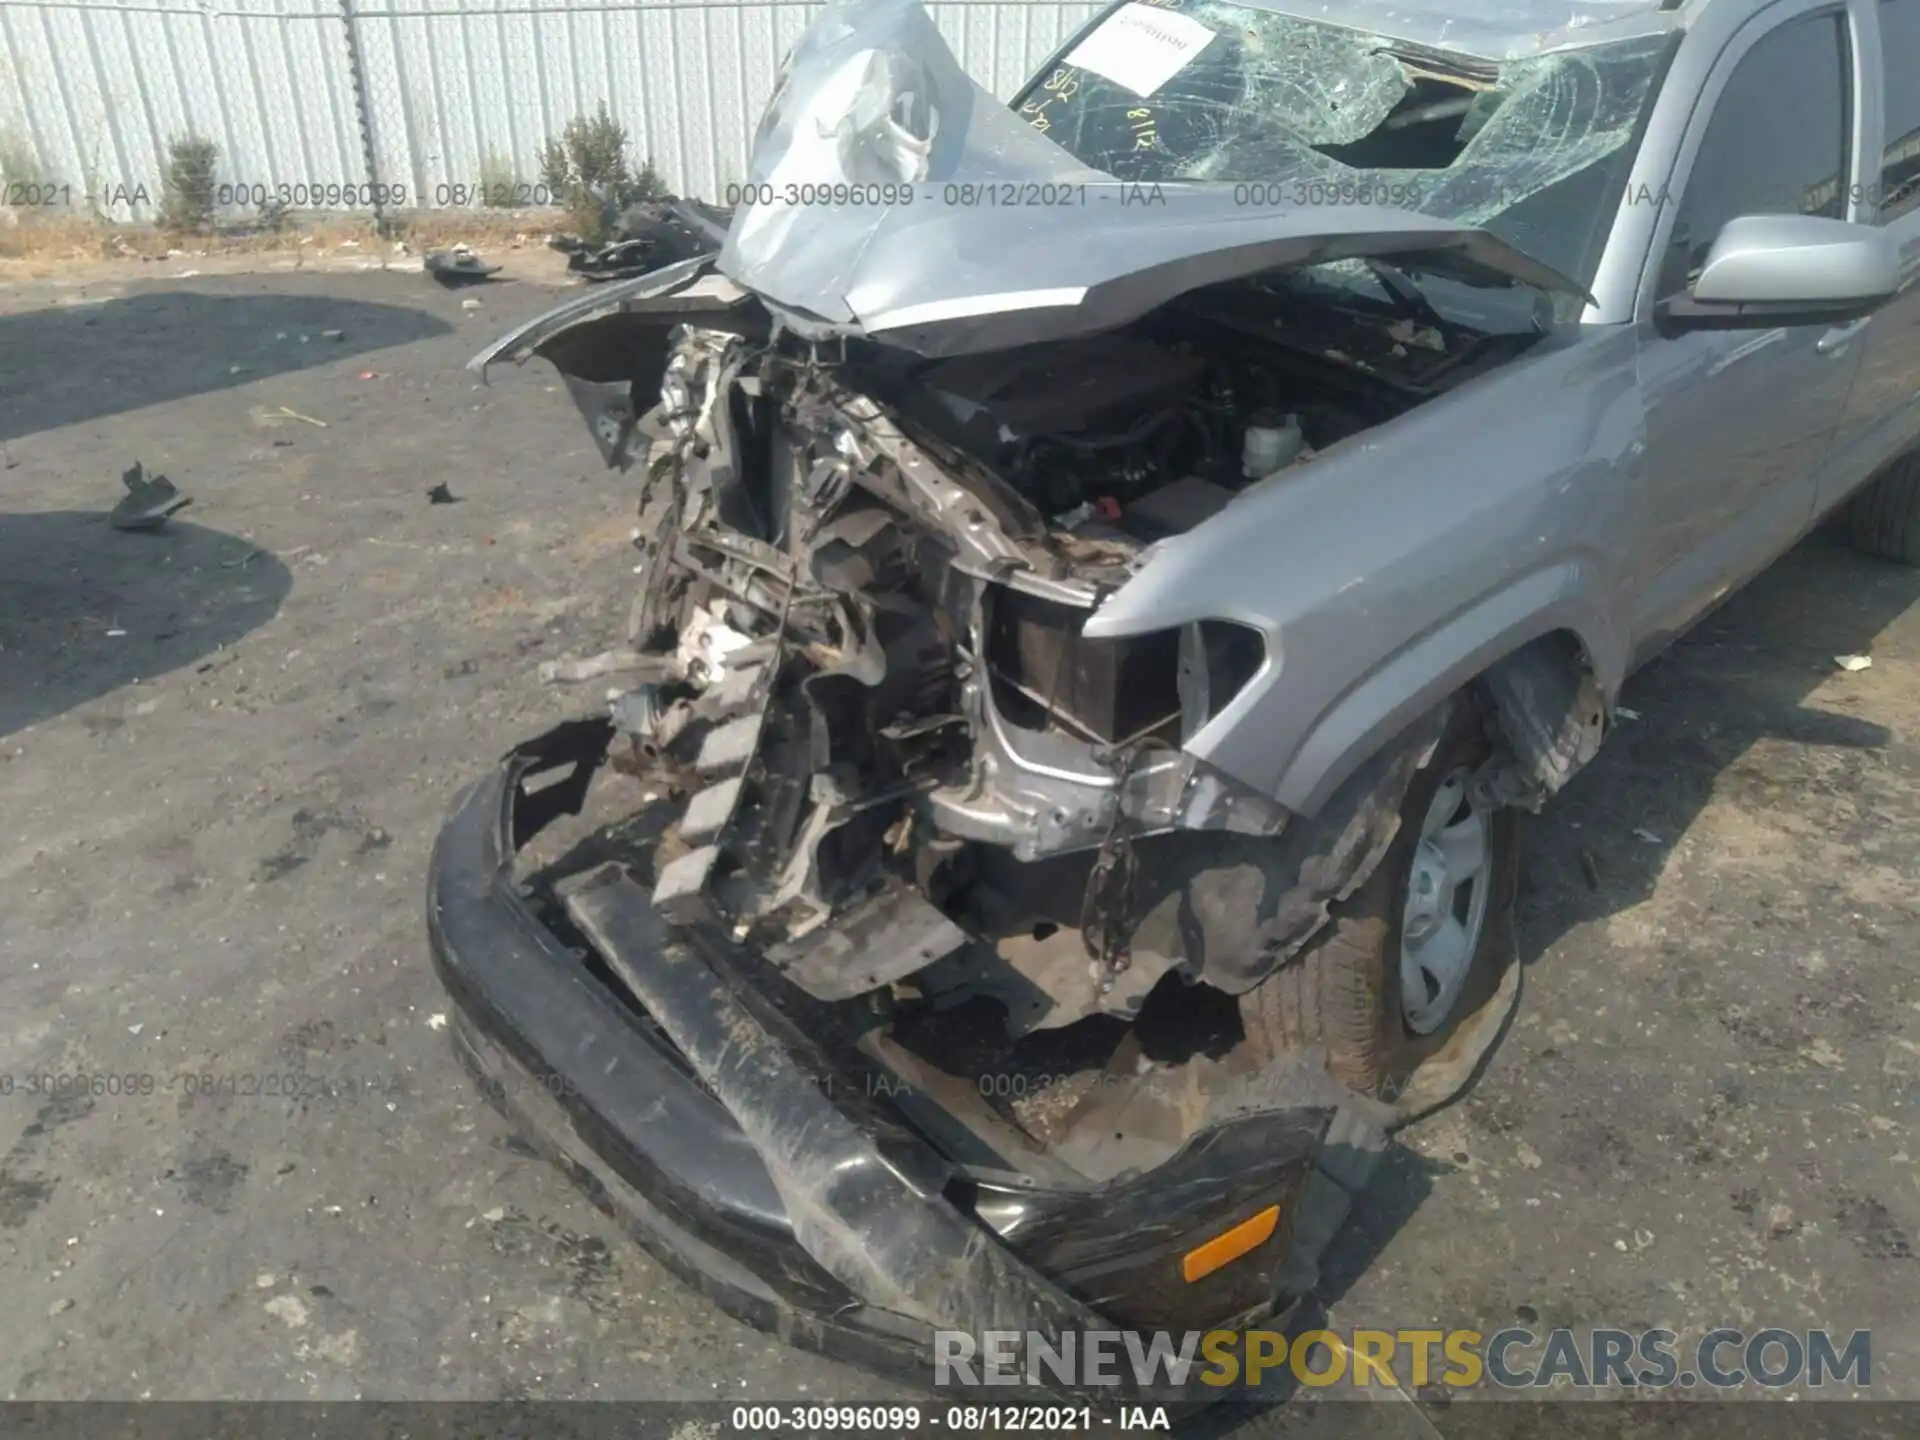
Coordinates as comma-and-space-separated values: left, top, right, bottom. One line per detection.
1817, 318, 1872, 354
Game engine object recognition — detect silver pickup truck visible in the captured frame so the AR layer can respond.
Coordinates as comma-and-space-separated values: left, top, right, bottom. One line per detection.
433, 0, 1920, 1384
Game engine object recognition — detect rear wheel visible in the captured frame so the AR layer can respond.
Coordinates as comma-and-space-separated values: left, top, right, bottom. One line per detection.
1239, 699, 1520, 1122
1844, 452, 1920, 563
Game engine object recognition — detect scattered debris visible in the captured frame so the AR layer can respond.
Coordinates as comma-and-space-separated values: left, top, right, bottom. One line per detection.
481, 1207, 506, 1223
273, 406, 328, 428
110, 463, 191, 531
48, 1297, 73, 1317
424, 245, 501, 286
264, 1293, 311, 1328
1614, 706, 1641, 721
357, 371, 382, 381
228, 363, 249, 375
320, 329, 345, 340
426, 483, 460, 506
128, 1023, 144, 1035
1766, 1203, 1801, 1239
1801, 1037, 1846, 1069
550, 198, 724, 281
1836, 653, 1873, 672
461, 297, 482, 311
1631, 827, 1663, 844
1578, 850, 1601, 891
426, 1013, 447, 1031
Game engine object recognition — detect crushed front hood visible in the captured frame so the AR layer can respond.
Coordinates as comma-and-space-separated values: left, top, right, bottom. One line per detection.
720, 0, 1590, 358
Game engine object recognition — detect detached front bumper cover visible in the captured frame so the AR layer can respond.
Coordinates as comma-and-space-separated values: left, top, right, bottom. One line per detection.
427, 719, 1336, 1399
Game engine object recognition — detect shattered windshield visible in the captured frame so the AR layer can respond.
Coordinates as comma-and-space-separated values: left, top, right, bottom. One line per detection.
1014, 1, 1670, 285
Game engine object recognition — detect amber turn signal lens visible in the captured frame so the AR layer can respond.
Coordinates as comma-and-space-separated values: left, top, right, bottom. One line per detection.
1181, 1203, 1282, 1283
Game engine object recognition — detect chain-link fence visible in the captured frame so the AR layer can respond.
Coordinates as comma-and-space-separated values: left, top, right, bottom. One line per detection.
0, 0, 1101, 224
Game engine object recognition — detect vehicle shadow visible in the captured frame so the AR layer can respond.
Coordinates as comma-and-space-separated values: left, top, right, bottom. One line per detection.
0, 510, 291, 737
1296, 529, 1915, 1323
1512, 528, 1911, 977
0, 289, 452, 442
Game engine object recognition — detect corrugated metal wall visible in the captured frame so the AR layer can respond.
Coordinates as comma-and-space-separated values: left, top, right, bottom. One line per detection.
0, 0, 1101, 221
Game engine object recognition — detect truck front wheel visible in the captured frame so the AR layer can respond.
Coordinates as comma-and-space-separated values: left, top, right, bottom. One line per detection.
1239, 701, 1521, 1122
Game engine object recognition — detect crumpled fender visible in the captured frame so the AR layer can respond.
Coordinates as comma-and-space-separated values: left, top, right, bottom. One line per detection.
470, 260, 769, 469
468, 254, 717, 378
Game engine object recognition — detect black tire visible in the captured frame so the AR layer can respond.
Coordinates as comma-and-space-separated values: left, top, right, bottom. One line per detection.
1239, 698, 1520, 1120
1845, 452, 1920, 563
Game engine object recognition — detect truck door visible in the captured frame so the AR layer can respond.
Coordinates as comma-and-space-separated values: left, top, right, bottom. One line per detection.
1820, 0, 1920, 511
1631, 5, 1869, 654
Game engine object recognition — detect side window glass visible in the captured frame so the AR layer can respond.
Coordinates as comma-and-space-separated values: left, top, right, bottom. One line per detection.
1883, 0, 1920, 221
1658, 12, 1850, 297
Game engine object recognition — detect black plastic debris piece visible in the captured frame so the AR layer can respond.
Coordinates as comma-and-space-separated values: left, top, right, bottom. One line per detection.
551, 198, 729, 282
424, 246, 502, 286
427, 482, 460, 505
111, 463, 191, 531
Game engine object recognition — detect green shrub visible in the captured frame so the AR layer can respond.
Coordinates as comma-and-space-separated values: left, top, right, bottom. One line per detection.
539, 104, 669, 241
478, 150, 519, 208
629, 156, 669, 204
537, 135, 571, 200
160, 134, 219, 233
0, 127, 42, 191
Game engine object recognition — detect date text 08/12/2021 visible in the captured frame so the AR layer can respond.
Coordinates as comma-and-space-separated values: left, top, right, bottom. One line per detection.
727, 1405, 1161, 1431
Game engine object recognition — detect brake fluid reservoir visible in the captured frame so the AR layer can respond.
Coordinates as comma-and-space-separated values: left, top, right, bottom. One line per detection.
1242, 411, 1305, 479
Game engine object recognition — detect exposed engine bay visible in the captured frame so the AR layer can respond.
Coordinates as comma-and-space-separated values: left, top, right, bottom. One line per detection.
579, 265, 1541, 1044
883, 276, 1515, 534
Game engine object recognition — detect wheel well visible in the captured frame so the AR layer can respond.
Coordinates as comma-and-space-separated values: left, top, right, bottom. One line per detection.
1473, 630, 1606, 809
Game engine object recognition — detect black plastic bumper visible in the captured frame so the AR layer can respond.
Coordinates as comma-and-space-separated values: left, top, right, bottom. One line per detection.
427, 719, 1331, 1398
427, 718, 948, 1377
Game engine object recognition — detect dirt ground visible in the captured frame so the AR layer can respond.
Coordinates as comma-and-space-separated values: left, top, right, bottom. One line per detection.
1, 260, 1916, 1418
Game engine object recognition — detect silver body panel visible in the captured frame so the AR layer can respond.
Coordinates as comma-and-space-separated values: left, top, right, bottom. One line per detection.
490, 0, 1920, 826
1081, 0, 1920, 811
